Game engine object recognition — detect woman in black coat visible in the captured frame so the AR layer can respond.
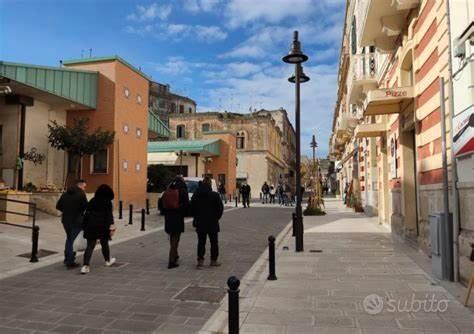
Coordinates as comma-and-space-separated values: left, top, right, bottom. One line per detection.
191, 177, 224, 267
81, 184, 116, 274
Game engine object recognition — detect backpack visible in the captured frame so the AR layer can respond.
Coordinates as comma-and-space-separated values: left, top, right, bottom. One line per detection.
162, 187, 180, 210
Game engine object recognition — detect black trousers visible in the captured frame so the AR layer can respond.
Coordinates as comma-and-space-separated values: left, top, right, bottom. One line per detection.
242, 195, 250, 207
169, 233, 181, 264
197, 231, 219, 261
83, 239, 110, 265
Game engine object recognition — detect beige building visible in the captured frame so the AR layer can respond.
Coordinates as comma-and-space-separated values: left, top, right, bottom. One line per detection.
330, 0, 473, 283
168, 109, 296, 198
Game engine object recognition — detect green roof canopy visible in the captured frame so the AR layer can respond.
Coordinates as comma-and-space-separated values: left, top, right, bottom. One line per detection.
148, 139, 220, 156
0, 61, 97, 109
148, 111, 170, 138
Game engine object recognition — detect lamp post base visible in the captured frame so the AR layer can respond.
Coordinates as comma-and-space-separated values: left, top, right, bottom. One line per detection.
295, 213, 304, 252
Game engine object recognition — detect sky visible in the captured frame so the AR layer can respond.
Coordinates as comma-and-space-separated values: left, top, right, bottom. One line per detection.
0, 0, 345, 157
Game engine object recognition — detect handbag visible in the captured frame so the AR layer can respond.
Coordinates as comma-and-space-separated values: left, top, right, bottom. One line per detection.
109, 224, 117, 237
73, 232, 87, 251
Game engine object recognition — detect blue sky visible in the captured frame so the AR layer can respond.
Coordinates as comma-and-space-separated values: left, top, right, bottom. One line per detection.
0, 0, 345, 157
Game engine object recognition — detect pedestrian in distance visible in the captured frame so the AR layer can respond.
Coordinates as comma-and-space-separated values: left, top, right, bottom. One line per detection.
240, 182, 251, 208
261, 182, 270, 204
158, 175, 189, 269
56, 179, 88, 268
191, 176, 224, 268
218, 182, 227, 204
269, 184, 276, 204
80, 184, 116, 274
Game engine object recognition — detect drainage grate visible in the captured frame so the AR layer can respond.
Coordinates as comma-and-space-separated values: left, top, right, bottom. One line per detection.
17, 249, 57, 258
173, 286, 225, 303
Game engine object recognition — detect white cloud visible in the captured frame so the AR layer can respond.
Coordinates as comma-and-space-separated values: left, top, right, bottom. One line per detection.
184, 0, 221, 12
151, 57, 217, 75
127, 3, 172, 22
163, 24, 227, 42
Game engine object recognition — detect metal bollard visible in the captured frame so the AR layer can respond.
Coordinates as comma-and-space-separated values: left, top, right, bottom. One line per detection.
129, 204, 133, 225
267, 235, 277, 280
227, 276, 240, 334
30, 226, 39, 263
141, 209, 146, 231
292, 212, 296, 237
235, 196, 238, 208
119, 200, 123, 219
146, 199, 150, 215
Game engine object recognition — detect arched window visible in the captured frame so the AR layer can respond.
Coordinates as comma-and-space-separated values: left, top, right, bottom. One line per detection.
177, 125, 185, 139
236, 131, 246, 149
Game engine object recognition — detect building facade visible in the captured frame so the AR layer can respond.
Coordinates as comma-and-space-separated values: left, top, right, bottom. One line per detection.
168, 109, 296, 198
330, 0, 473, 283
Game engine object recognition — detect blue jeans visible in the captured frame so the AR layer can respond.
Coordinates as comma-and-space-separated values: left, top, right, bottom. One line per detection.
62, 222, 82, 265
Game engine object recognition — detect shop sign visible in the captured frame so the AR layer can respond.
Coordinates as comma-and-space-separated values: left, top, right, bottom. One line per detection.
384, 89, 409, 97
453, 105, 474, 157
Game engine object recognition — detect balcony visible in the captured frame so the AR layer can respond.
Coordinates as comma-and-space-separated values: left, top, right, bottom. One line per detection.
347, 52, 379, 104
355, 122, 388, 138
357, 0, 420, 51
363, 86, 415, 116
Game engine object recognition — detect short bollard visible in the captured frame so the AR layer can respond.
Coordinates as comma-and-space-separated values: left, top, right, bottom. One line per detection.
119, 200, 123, 219
267, 235, 277, 280
235, 196, 238, 208
141, 209, 146, 231
146, 199, 150, 215
227, 276, 240, 334
292, 212, 296, 237
129, 204, 133, 225
30, 225, 39, 263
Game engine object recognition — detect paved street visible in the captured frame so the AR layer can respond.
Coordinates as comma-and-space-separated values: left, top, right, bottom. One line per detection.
0, 206, 292, 333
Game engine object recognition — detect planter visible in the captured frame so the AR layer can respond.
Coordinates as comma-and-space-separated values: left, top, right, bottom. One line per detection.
0, 191, 32, 224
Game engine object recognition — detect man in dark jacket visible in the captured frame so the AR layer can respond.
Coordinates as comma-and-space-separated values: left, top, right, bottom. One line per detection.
158, 176, 189, 269
56, 179, 88, 268
191, 177, 224, 267
240, 182, 251, 208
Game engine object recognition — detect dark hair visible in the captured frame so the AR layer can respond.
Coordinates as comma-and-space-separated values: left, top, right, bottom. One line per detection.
76, 179, 86, 184
202, 176, 212, 189
95, 184, 114, 201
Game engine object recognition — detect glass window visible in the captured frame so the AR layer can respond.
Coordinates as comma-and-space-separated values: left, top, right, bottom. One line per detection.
177, 125, 185, 139
123, 124, 129, 134
92, 149, 108, 174
136, 128, 142, 138
135, 163, 141, 171
137, 94, 142, 104
124, 87, 130, 99
202, 123, 211, 132
236, 131, 245, 149
122, 160, 128, 171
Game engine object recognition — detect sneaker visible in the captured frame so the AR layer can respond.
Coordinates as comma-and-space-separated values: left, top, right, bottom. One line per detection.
105, 258, 116, 267
210, 260, 221, 267
80, 265, 90, 274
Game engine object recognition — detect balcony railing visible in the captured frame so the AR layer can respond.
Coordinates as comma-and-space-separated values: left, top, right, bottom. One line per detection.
351, 52, 377, 83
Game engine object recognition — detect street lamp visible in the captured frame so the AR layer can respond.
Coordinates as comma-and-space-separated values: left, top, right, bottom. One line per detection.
310, 134, 319, 201
283, 30, 309, 252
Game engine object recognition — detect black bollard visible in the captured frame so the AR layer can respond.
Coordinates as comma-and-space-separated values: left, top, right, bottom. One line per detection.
129, 204, 133, 225
292, 212, 296, 237
146, 199, 150, 215
119, 200, 123, 219
268, 235, 277, 280
227, 276, 240, 334
141, 209, 146, 231
30, 226, 39, 263
235, 196, 238, 208
470, 243, 474, 261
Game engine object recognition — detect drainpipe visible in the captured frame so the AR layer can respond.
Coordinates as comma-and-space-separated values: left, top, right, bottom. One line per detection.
17, 103, 26, 190
445, 0, 460, 282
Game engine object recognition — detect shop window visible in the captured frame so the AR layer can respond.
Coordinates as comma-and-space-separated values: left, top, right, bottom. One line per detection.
136, 128, 142, 138
236, 131, 246, 149
179, 105, 184, 114
202, 123, 211, 132
91, 149, 108, 174
136, 94, 142, 104
124, 87, 130, 99
177, 125, 185, 139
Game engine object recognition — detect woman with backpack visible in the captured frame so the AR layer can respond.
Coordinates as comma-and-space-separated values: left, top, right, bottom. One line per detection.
80, 184, 116, 274
158, 176, 189, 269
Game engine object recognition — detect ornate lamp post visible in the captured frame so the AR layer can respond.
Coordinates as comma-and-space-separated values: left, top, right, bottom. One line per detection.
283, 31, 309, 252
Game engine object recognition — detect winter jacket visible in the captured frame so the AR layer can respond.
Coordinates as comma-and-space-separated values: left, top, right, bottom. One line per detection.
191, 183, 224, 234
240, 185, 251, 197
158, 178, 189, 235
83, 197, 114, 240
56, 186, 88, 226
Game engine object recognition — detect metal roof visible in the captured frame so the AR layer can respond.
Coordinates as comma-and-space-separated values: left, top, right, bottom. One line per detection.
148, 111, 170, 138
148, 139, 220, 156
0, 61, 97, 109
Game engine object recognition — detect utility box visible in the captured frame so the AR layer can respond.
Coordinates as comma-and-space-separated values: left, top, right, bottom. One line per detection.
429, 213, 453, 281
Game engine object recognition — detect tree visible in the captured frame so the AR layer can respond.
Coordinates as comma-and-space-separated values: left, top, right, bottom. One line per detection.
48, 117, 115, 185
147, 164, 175, 193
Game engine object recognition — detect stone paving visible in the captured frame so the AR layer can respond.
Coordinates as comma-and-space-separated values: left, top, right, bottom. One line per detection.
0, 206, 292, 333
201, 198, 474, 334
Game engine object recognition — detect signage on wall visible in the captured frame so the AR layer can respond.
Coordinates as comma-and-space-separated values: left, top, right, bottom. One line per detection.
390, 135, 397, 179
453, 105, 474, 157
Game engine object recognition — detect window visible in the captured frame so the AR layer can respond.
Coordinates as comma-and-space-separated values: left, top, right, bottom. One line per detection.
136, 128, 142, 138
236, 131, 245, 149
124, 87, 130, 99
91, 149, 108, 174
179, 105, 184, 113
123, 124, 129, 134
177, 125, 185, 139
202, 123, 211, 132
122, 160, 128, 171
136, 94, 142, 104
188, 107, 192, 113
135, 163, 141, 171
171, 103, 176, 112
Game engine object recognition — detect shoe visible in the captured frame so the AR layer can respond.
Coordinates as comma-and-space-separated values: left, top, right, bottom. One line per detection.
168, 263, 179, 269
197, 259, 204, 268
210, 260, 221, 267
105, 258, 116, 267
66, 262, 80, 269
80, 265, 90, 274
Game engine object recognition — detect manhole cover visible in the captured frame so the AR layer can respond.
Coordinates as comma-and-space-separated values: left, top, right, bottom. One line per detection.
109, 262, 128, 268
17, 249, 57, 258
173, 286, 225, 303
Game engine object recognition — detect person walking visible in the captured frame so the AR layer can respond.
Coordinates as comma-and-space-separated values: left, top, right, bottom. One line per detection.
158, 176, 189, 269
56, 179, 88, 268
191, 176, 224, 267
240, 182, 251, 208
218, 182, 227, 204
261, 182, 270, 204
269, 185, 276, 204
80, 184, 116, 274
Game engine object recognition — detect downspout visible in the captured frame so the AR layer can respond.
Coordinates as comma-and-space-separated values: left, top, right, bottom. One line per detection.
17, 103, 26, 190
445, 0, 460, 282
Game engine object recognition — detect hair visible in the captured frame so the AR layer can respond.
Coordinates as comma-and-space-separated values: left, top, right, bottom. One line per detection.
202, 176, 212, 189
95, 184, 114, 201
76, 179, 87, 184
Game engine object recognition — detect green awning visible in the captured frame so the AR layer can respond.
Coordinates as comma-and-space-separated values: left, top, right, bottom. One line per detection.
0, 61, 97, 109
148, 111, 170, 138
148, 139, 220, 156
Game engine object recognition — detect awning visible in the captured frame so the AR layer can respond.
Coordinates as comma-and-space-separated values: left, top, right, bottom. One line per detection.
148, 139, 220, 156
355, 123, 387, 138
148, 111, 170, 139
148, 152, 178, 165
363, 86, 414, 116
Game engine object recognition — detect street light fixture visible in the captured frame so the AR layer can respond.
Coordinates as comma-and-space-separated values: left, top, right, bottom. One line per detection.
283, 30, 309, 252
